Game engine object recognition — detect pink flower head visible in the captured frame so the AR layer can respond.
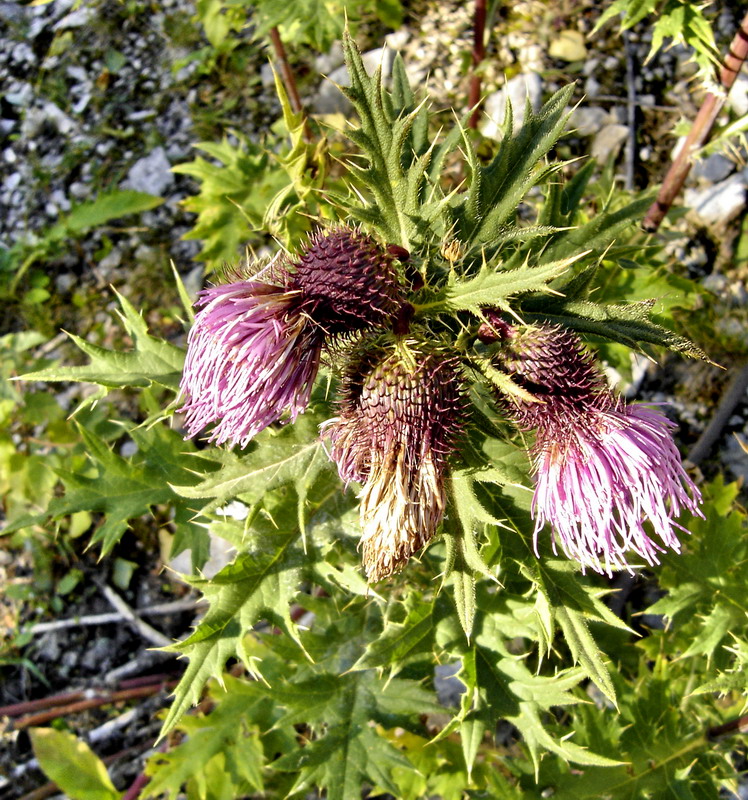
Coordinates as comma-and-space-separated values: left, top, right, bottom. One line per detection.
531, 402, 703, 575
179, 226, 406, 448
494, 323, 703, 574
179, 279, 323, 449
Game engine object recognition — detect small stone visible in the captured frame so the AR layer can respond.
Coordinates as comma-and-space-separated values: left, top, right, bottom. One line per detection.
120, 439, 138, 458
385, 29, 409, 51
98, 249, 122, 275
582, 58, 600, 77
53, 5, 94, 30
584, 75, 601, 98
311, 47, 395, 115
121, 146, 174, 196
549, 29, 586, 62
727, 73, 748, 117
55, 273, 76, 293
569, 106, 607, 137
692, 152, 735, 184
260, 62, 274, 89
315, 40, 344, 75
481, 72, 542, 139
434, 662, 466, 707
69, 181, 89, 200
684, 171, 748, 225
603, 55, 619, 71
591, 123, 629, 163
702, 273, 728, 293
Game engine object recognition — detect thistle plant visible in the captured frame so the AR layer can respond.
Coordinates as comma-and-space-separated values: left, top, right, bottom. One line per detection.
17, 31, 744, 800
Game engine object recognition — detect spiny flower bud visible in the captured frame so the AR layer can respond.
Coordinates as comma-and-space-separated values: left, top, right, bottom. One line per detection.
292, 226, 404, 333
493, 323, 612, 431
492, 323, 703, 575
323, 337, 466, 582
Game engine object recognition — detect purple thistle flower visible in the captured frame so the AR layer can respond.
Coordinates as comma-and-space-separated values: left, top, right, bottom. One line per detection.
532, 402, 703, 575
494, 323, 703, 575
180, 226, 406, 448
179, 279, 323, 449
323, 337, 466, 581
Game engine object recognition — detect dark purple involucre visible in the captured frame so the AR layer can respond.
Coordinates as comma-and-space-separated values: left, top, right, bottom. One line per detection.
179, 226, 406, 449
292, 227, 404, 333
322, 337, 466, 582
493, 323, 703, 575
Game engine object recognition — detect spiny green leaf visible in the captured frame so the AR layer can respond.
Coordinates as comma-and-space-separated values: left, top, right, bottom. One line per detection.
441, 253, 577, 314
171, 413, 333, 516
144, 679, 265, 800
454, 84, 575, 251
270, 670, 436, 800
160, 531, 307, 739
18, 290, 185, 393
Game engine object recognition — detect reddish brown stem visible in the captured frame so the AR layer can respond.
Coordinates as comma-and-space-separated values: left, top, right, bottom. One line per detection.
0, 675, 177, 718
642, 12, 748, 232
468, 0, 488, 128
12, 682, 177, 729
121, 741, 169, 800
269, 27, 305, 113
707, 713, 748, 740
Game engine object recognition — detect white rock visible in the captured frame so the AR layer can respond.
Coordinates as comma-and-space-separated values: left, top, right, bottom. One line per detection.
314, 40, 344, 75
120, 439, 138, 458
98, 250, 122, 275
55, 273, 76, 293
260, 62, 274, 89
69, 181, 89, 200
22, 101, 76, 137
121, 146, 174, 196
583, 75, 601, 98
727, 72, 748, 117
385, 29, 409, 51
702, 272, 728, 293
4, 172, 21, 192
692, 152, 734, 183
481, 72, 542, 139
591, 123, 629, 162
684, 170, 748, 225
311, 47, 396, 115
569, 105, 607, 137
53, 5, 94, 30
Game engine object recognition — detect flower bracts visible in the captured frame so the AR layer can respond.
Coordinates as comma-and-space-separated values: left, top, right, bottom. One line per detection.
179, 224, 703, 581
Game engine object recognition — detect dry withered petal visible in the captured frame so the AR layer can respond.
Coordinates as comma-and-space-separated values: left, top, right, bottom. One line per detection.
323, 337, 466, 581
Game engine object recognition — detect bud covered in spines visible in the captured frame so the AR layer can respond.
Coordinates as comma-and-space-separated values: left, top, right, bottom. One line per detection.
323, 336, 466, 581
493, 323, 614, 430
292, 226, 404, 333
